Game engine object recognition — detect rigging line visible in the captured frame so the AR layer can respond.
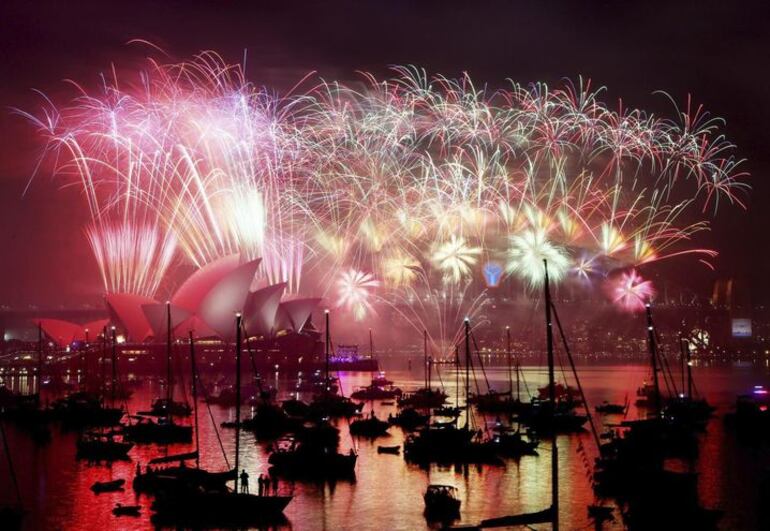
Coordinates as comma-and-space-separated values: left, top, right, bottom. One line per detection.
469, 329, 491, 391
653, 324, 678, 397
203, 389, 231, 467
550, 301, 602, 453
466, 333, 482, 397
194, 347, 231, 468
470, 331, 495, 431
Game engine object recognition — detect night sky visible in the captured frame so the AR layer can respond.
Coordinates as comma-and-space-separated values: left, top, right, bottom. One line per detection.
1, 0, 768, 307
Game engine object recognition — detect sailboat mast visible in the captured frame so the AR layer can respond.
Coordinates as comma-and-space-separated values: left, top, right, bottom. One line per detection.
234, 313, 242, 491
684, 339, 693, 399
679, 336, 686, 397
324, 309, 330, 392
455, 344, 460, 411
110, 326, 117, 407
37, 322, 43, 399
423, 330, 428, 390
166, 302, 172, 413
189, 331, 200, 469
369, 328, 375, 412
82, 329, 89, 390
543, 260, 559, 531
506, 326, 513, 395
369, 328, 374, 379
101, 326, 107, 398
645, 303, 661, 417
464, 317, 470, 429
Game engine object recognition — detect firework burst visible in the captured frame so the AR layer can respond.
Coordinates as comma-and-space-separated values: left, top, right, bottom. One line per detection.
606, 269, 656, 312
432, 235, 482, 284
24, 51, 747, 316
506, 229, 570, 287
336, 269, 380, 321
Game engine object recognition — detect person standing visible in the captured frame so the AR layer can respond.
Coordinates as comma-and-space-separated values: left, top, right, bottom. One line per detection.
239, 469, 249, 494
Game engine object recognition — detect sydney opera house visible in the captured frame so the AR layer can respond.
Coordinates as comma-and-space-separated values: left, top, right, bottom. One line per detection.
30, 255, 325, 370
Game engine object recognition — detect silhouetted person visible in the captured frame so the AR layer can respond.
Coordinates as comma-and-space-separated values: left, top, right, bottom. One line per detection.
257, 474, 264, 496
240, 469, 249, 494
271, 474, 279, 494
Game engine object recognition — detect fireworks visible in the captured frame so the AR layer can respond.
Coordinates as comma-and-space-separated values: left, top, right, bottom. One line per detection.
432, 235, 482, 284
336, 269, 380, 321
24, 50, 747, 323
505, 229, 570, 287
86, 221, 177, 298
606, 270, 656, 312
382, 250, 420, 287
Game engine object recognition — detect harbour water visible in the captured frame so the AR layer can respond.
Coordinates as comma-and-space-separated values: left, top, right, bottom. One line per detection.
2, 361, 768, 530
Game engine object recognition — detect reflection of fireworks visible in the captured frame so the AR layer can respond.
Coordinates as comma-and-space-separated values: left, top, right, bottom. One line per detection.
432, 235, 481, 284
606, 270, 655, 312
26, 51, 747, 311
336, 269, 380, 321
506, 229, 570, 287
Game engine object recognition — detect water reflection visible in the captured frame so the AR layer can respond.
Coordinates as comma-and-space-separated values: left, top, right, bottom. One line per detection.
1, 363, 768, 529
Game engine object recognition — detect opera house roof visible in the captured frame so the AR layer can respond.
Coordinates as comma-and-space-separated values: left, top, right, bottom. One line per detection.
35, 254, 322, 346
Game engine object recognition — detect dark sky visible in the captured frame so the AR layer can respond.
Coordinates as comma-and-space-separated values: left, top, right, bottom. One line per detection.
1, 0, 768, 308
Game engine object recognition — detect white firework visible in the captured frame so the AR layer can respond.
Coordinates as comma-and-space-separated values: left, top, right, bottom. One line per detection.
506, 229, 570, 287
432, 235, 481, 283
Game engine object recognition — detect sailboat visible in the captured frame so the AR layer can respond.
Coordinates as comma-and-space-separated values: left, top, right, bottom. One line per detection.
136, 312, 191, 418
593, 303, 720, 529
387, 407, 430, 431
397, 330, 448, 409
2, 323, 52, 443
150, 315, 292, 526
269, 312, 358, 479
350, 330, 392, 438
479, 260, 561, 529
470, 326, 528, 414
124, 304, 192, 444
52, 326, 124, 429
134, 330, 235, 494
661, 338, 715, 428
404, 319, 501, 466
513, 304, 588, 436
350, 330, 402, 400
238, 332, 299, 438
307, 310, 364, 418
76, 327, 133, 461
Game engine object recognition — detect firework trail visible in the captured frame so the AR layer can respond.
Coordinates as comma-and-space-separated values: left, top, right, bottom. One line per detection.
24, 51, 748, 330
